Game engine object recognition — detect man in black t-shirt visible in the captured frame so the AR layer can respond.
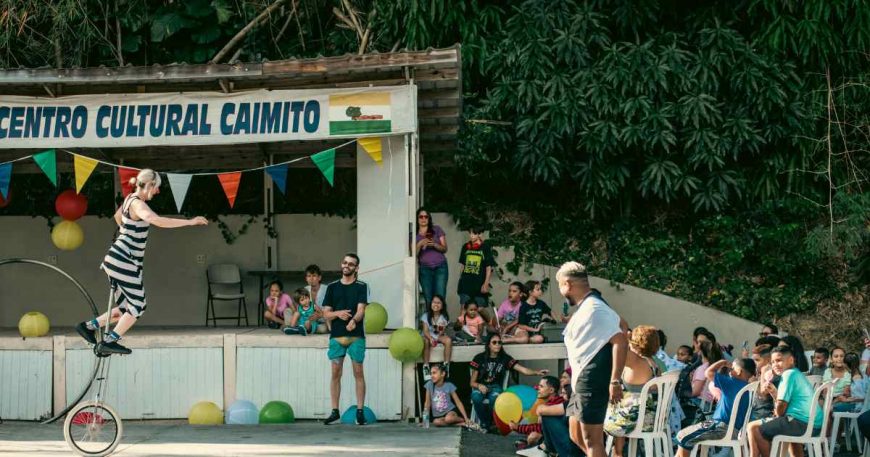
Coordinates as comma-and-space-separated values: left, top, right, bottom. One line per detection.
321, 253, 369, 426
457, 227, 496, 324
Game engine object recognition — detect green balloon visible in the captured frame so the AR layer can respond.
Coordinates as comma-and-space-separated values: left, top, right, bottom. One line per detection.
258, 401, 295, 424
388, 327, 424, 362
365, 302, 388, 334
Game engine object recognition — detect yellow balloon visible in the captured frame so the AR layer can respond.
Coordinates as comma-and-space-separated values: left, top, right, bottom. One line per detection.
494, 391, 523, 424
18, 311, 50, 338
188, 401, 223, 425
51, 220, 84, 251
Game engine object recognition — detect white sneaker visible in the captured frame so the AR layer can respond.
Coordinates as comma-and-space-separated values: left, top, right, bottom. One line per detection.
516, 446, 546, 457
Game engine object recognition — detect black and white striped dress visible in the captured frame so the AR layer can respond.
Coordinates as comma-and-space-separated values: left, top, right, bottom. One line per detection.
100, 194, 149, 317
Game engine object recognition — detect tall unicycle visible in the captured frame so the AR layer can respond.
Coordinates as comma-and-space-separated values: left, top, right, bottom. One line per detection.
64, 289, 124, 456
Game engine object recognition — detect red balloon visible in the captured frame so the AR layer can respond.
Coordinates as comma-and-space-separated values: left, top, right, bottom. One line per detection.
0, 189, 10, 208
493, 411, 512, 436
55, 189, 88, 220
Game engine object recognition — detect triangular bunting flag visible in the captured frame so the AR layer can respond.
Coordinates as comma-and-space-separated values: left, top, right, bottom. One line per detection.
73, 154, 99, 193
32, 149, 57, 186
265, 163, 289, 195
118, 167, 140, 197
167, 173, 193, 212
358, 137, 383, 164
311, 148, 335, 186
0, 162, 11, 200
218, 172, 242, 208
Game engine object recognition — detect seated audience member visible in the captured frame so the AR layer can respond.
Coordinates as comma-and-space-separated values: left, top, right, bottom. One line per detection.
512, 280, 556, 345
654, 329, 682, 372
511, 376, 564, 450
499, 282, 526, 344
469, 334, 548, 431
423, 364, 471, 427
824, 347, 852, 403
457, 226, 496, 324
750, 344, 778, 420
747, 346, 823, 457
859, 409, 870, 444
675, 345, 694, 366
421, 294, 453, 381
604, 326, 662, 457
304, 264, 329, 334
693, 338, 724, 403
831, 352, 864, 412
519, 371, 584, 457
264, 280, 293, 329
455, 299, 486, 343
809, 347, 829, 376
675, 358, 756, 457
778, 335, 809, 373
282, 288, 321, 335
759, 323, 779, 338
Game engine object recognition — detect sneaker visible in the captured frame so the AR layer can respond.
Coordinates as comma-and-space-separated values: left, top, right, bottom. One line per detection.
422, 364, 431, 382
298, 325, 308, 336
516, 446, 546, 457
465, 422, 486, 434
96, 341, 131, 355
515, 440, 530, 450
75, 322, 97, 345
267, 321, 280, 329
323, 409, 340, 425
355, 408, 366, 425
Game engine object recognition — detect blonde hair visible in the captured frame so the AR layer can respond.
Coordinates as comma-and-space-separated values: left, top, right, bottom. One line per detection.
129, 169, 162, 190
556, 261, 589, 283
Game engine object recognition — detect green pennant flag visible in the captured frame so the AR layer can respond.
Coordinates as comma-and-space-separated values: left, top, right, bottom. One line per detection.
311, 148, 335, 186
32, 149, 57, 186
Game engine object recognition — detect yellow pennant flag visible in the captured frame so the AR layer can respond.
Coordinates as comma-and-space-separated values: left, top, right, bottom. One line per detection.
74, 154, 99, 193
358, 137, 383, 164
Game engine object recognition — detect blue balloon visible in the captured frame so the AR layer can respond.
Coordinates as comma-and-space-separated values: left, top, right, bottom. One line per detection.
506, 385, 538, 411
225, 400, 259, 425
340, 406, 377, 424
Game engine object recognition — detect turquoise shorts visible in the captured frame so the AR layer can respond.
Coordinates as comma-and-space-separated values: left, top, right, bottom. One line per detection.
328, 337, 366, 363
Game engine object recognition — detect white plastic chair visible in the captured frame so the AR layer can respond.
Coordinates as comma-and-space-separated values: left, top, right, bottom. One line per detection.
606, 374, 679, 457
830, 388, 870, 454
806, 375, 823, 389
769, 380, 835, 457
688, 381, 758, 457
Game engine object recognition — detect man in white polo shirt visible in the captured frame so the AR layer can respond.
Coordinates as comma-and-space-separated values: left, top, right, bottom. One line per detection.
559, 261, 628, 457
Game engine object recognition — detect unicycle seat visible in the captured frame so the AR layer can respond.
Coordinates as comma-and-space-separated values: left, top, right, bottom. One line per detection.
95, 341, 131, 356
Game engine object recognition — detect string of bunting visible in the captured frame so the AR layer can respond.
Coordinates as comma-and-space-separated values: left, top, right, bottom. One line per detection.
0, 137, 384, 211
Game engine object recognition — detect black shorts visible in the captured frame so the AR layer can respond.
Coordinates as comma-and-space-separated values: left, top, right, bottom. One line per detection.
759, 416, 811, 440
566, 343, 612, 424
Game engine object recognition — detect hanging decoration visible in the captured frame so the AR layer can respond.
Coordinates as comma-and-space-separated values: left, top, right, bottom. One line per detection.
51, 220, 85, 251
167, 173, 193, 212
358, 137, 383, 164
311, 148, 336, 186
118, 167, 140, 196
265, 164, 289, 195
218, 172, 242, 208
0, 188, 10, 208
73, 154, 99, 193
32, 149, 57, 186
55, 190, 88, 221
0, 162, 11, 200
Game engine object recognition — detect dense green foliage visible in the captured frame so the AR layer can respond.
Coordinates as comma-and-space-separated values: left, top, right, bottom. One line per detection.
0, 0, 867, 324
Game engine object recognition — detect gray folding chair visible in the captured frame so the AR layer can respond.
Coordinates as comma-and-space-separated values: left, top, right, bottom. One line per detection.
206, 264, 249, 327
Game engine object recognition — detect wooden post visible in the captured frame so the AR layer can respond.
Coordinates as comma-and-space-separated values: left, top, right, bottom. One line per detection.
223, 333, 237, 409
52, 335, 66, 417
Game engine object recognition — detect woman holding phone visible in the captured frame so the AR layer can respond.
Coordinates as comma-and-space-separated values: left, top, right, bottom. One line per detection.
416, 208, 448, 308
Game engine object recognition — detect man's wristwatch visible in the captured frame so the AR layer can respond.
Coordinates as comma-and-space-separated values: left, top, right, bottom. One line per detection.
610, 380, 621, 386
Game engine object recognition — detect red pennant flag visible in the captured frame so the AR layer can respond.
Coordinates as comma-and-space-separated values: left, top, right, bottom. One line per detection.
218, 172, 242, 208
118, 167, 140, 196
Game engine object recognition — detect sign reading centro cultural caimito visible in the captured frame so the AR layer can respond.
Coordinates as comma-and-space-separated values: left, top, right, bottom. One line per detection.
0, 86, 416, 148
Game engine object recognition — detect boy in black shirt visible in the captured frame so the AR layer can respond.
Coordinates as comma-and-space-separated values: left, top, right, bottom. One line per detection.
457, 227, 496, 328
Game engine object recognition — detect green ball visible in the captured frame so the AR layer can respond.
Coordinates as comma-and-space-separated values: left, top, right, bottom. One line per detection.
365, 302, 389, 334
388, 327, 424, 362
258, 401, 295, 424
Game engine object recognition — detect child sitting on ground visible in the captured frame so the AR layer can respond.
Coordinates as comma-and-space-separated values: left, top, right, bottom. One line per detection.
498, 281, 525, 344
264, 280, 293, 329
424, 363, 472, 427
455, 299, 486, 343
421, 294, 453, 381
282, 288, 322, 335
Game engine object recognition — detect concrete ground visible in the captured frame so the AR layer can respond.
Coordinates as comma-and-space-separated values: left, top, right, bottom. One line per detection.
0, 421, 461, 456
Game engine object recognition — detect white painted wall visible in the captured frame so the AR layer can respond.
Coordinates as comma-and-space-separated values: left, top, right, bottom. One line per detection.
0, 350, 52, 420
356, 137, 412, 329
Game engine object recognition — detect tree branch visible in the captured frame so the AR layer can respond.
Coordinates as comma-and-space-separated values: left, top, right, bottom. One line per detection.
211, 0, 286, 64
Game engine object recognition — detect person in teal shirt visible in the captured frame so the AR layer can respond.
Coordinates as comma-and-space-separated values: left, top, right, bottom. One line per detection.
747, 346, 823, 457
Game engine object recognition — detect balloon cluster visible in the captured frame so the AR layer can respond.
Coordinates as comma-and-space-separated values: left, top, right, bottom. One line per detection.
491, 385, 545, 435
52, 190, 88, 251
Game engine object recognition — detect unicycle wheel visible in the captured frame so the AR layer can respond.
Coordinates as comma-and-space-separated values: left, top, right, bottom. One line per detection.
63, 401, 123, 456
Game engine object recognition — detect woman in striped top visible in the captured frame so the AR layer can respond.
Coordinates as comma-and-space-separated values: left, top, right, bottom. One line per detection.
76, 169, 208, 354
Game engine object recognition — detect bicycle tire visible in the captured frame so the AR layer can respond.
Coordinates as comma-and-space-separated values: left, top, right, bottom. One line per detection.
63, 401, 123, 457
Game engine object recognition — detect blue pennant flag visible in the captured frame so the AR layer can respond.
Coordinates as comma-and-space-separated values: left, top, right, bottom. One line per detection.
0, 162, 11, 200
265, 163, 289, 195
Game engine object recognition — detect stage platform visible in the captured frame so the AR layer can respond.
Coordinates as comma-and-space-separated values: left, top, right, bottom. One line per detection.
0, 326, 568, 422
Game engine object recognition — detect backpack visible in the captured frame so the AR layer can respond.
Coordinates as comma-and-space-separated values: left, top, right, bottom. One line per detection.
676, 358, 702, 401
